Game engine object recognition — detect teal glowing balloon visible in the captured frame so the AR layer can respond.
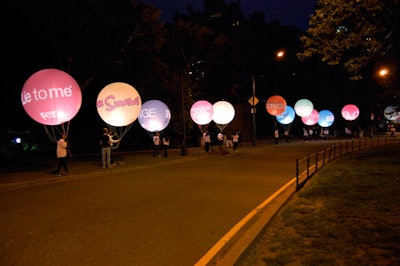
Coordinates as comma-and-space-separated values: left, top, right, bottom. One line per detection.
294, 99, 313, 117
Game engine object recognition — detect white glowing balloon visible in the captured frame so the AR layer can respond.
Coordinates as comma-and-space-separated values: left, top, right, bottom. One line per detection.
138, 100, 171, 132
383, 106, 400, 121
212, 101, 235, 125
190, 100, 213, 125
294, 99, 314, 117
96, 82, 141, 126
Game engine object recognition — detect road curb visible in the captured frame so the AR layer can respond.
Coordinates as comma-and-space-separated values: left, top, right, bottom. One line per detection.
195, 178, 297, 265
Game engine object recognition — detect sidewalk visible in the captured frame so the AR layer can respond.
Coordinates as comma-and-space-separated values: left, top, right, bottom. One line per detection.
0, 146, 212, 192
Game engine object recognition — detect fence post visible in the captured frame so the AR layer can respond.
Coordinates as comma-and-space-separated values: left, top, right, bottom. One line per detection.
333, 144, 336, 160
307, 154, 310, 180
315, 152, 319, 172
296, 159, 299, 190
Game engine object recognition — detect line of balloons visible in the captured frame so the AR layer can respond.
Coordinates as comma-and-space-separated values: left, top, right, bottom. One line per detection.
97, 84, 173, 146
97, 84, 173, 145
265, 94, 362, 130
189, 100, 235, 134
21, 66, 174, 148
21, 68, 365, 147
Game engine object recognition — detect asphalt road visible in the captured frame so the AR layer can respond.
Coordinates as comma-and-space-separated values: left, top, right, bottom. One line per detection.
0, 140, 340, 265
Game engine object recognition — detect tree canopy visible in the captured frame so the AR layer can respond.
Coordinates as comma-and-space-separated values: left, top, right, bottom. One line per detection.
297, 0, 399, 81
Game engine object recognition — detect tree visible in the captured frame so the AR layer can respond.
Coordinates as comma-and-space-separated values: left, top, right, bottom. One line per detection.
297, 0, 398, 81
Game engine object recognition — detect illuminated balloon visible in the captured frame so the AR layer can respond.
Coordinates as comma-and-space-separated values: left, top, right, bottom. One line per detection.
301, 109, 319, 126
294, 99, 313, 117
266, 95, 287, 116
341, 104, 359, 121
21, 68, 82, 125
383, 106, 400, 121
276, 106, 295, 125
190, 100, 213, 125
97, 82, 141, 127
139, 100, 171, 132
212, 101, 235, 125
318, 110, 335, 127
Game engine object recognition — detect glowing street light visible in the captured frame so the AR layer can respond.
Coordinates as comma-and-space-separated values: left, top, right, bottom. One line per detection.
276, 50, 285, 59
379, 67, 389, 77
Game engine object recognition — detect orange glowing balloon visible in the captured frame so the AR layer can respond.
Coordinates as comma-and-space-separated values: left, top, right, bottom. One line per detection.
266, 95, 287, 116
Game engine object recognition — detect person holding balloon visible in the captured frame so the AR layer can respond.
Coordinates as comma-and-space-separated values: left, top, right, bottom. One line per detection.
203, 132, 211, 152
232, 132, 239, 151
161, 134, 170, 158
100, 128, 119, 168
153, 132, 161, 157
55, 133, 71, 176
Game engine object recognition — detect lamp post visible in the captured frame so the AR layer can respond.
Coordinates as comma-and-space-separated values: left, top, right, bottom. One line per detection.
180, 74, 188, 156
251, 74, 256, 146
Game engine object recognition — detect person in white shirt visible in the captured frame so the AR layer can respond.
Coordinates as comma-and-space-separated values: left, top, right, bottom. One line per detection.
55, 133, 71, 176
217, 132, 223, 146
203, 132, 211, 152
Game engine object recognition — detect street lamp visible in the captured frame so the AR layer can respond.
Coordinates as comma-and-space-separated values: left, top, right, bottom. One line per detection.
180, 74, 188, 156
276, 50, 285, 59
251, 74, 256, 146
379, 67, 389, 77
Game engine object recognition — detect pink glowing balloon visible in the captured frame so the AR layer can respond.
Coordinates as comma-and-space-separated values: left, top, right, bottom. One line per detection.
190, 100, 213, 125
341, 104, 359, 121
96, 82, 142, 127
301, 109, 319, 126
21, 69, 82, 125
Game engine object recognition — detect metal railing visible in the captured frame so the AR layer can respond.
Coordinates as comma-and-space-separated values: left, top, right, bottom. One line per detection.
295, 135, 399, 190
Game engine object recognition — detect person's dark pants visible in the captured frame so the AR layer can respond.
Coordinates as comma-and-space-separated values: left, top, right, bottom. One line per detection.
154, 145, 160, 156
233, 142, 238, 150
205, 142, 210, 152
162, 145, 168, 157
56, 156, 68, 173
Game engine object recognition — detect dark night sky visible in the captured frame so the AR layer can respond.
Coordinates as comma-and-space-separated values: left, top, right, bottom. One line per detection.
4, 0, 317, 133
141, 0, 317, 30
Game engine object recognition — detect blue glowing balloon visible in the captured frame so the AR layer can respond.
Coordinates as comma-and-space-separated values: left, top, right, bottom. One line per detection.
138, 100, 171, 132
276, 106, 295, 125
318, 110, 335, 127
